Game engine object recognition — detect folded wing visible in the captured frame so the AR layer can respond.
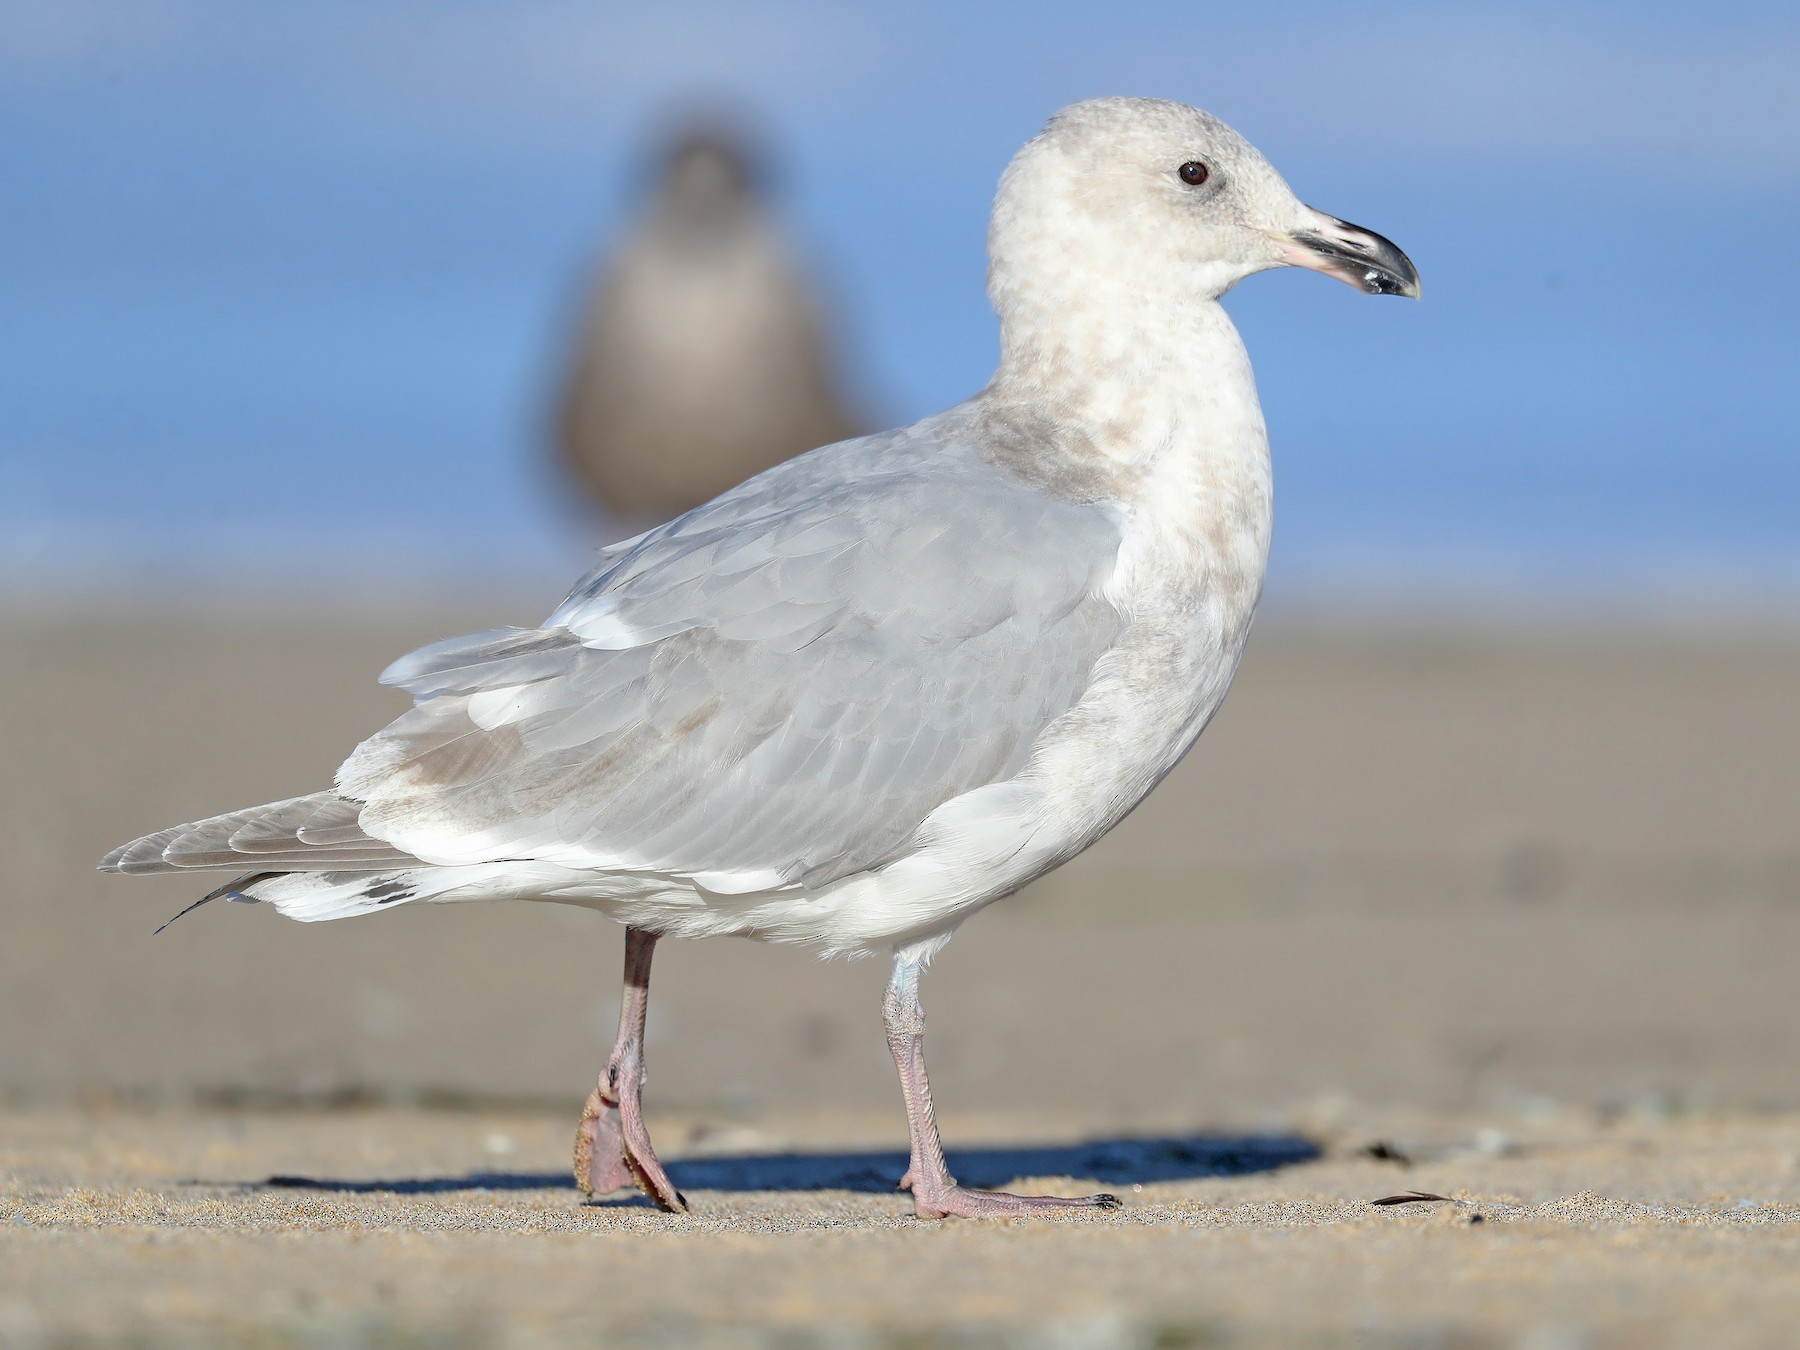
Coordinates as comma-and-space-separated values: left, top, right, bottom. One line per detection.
345, 421, 1127, 892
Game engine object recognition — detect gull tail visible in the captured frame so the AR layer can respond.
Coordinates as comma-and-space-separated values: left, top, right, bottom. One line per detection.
155, 862, 562, 927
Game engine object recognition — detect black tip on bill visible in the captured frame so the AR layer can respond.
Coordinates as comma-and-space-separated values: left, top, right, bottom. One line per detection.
1290, 212, 1421, 300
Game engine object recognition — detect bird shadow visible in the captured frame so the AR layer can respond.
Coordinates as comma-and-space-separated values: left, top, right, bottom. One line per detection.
244, 1131, 1320, 1204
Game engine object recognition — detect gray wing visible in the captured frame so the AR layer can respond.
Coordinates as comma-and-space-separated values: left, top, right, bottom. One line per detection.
100, 791, 416, 875
341, 413, 1127, 891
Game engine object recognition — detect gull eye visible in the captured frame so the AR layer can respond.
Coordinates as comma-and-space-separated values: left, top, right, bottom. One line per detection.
1177, 161, 1210, 187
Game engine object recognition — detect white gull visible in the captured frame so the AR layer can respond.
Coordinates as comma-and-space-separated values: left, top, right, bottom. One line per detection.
102, 97, 1418, 1220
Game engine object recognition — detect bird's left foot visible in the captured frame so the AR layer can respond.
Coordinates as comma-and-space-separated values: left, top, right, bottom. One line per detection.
910, 1183, 1121, 1220
573, 1080, 687, 1213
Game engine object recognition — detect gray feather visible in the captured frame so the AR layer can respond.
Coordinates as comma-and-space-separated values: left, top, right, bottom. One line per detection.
342, 408, 1127, 891
99, 792, 416, 875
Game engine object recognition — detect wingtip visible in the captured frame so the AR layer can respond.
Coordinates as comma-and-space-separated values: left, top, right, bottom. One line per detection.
98, 830, 179, 876
97, 839, 148, 874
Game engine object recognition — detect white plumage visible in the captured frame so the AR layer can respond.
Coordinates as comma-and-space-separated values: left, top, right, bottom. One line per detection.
103, 98, 1417, 1218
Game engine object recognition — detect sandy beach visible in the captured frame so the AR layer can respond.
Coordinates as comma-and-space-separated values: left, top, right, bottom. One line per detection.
3, 610, 1797, 1345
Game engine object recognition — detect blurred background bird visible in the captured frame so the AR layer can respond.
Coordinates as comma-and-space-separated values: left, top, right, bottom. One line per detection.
553, 120, 866, 526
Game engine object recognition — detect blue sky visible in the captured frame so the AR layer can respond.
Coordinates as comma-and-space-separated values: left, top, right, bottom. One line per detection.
3, 1, 1797, 612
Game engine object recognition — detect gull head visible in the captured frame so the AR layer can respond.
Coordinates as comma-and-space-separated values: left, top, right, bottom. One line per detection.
989, 97, 1420, 314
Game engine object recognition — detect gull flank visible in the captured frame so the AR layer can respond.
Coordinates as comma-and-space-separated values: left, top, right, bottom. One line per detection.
102, 97, 1418, 1220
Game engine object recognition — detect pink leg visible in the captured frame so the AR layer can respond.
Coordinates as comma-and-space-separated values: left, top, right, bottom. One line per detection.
883, 956, 1120, 1220
573, 928, 687, 1212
